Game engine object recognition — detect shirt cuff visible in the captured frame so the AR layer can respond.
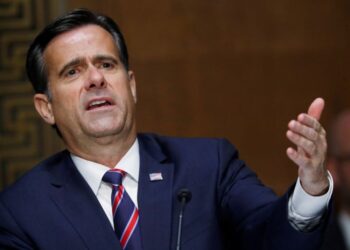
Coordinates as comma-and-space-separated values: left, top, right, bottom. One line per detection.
290, 171, 333, 218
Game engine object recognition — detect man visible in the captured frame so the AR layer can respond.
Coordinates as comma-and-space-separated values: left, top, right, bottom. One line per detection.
321, 111, 350, 250
0, 9, 332, 250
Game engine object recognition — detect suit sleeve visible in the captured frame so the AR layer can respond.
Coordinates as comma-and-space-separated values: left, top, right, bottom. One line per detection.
216, 139, 330, 250
0, 199, 35, 249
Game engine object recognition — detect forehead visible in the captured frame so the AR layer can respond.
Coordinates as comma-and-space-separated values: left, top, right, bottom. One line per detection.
43, 24, 119, 67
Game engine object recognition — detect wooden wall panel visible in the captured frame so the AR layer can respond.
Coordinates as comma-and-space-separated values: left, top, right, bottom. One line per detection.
67, 0, 349, 194
2, 0, 349, 194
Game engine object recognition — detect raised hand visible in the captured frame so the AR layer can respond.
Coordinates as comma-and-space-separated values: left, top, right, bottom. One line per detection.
286, 98, 328, 196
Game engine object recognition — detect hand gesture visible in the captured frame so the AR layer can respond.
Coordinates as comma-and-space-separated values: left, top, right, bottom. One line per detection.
286, 98, 328, 196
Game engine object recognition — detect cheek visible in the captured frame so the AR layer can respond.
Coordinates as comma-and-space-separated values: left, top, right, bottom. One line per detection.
110, 80, 134, 102
51, 89, 80, 118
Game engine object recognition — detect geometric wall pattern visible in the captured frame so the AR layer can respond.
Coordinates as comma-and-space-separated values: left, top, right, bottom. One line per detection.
0, 0, 64, 189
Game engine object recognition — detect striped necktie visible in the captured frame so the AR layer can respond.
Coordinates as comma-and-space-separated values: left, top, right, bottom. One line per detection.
102, 169, 142, 250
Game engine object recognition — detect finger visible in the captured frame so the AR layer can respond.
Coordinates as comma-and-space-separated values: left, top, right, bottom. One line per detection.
286, 147, 308, 166
307, 97, 325, 121
297, 146, 307, 159
295, 129, 327, 156
297, 114, 322, 132
288, 120, 318, 141
317, 132, 328, 152
286, 130, 316, 156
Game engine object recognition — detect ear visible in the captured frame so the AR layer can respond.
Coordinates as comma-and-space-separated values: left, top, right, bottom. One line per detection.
128, 71, 137, 103
33, 93, 55, 125
327, 158, 339, 186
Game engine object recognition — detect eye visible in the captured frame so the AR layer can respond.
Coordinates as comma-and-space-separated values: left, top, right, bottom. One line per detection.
67, 69, 76, 76
63, 68, 79, 79
101, 61, 115, 70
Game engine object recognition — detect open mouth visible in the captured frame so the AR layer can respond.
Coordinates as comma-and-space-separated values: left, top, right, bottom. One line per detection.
86, 99, 112, 110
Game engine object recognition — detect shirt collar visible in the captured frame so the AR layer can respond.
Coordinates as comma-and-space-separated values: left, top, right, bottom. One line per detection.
71, 139, 140, 195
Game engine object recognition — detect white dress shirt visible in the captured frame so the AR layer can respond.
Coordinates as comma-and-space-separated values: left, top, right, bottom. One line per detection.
288, 173, 333, 231
71, 139, 333, 230
71, 140, 139, 228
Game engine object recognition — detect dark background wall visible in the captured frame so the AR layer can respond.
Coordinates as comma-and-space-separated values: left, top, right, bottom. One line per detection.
1, 0, 350, 194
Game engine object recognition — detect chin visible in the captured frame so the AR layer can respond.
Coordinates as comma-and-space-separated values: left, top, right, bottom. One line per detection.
86, 125, 125, 138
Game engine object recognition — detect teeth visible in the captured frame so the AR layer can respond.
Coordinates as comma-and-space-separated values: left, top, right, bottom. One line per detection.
89, 100, 107, 107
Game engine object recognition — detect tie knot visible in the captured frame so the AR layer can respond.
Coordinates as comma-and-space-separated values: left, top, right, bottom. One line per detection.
102, 169, 125, 186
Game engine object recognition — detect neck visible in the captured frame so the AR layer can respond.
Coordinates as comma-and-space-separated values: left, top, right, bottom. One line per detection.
66, 130, 137, 168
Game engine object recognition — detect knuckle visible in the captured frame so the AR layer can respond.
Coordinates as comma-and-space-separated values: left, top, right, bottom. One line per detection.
305, 140, 313, 148
311, 130, 318, 140
292, 133, 299, 142
306, 141, 316, 154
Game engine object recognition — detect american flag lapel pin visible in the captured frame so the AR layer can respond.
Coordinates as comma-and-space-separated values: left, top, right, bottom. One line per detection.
149, 172, 163, 181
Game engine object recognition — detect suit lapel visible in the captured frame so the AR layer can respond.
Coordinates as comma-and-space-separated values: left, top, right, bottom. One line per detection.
48, 151, 121, 250
138, 135, 174, 250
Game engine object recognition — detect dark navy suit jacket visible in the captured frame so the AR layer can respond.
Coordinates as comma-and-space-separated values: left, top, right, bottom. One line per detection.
321, 214, 347, 250
0, 133, 329, 249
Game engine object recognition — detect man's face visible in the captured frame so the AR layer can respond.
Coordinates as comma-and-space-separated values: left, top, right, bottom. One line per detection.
36, 24, 137, 149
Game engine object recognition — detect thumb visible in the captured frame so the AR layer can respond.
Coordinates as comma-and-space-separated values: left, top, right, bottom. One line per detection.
307, 97, 325, 121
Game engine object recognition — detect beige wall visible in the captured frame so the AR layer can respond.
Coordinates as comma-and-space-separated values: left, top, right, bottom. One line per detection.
1, 0, 350, 194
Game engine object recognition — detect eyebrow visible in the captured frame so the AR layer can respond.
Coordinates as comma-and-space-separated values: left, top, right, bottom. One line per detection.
57, 55, 120, 77
93, 55, 119, 65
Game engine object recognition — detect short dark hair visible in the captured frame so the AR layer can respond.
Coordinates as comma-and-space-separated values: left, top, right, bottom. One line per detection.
26, 8, 129, 94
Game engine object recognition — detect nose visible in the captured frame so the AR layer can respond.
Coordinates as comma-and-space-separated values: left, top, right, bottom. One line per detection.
84, 66, 106, 90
